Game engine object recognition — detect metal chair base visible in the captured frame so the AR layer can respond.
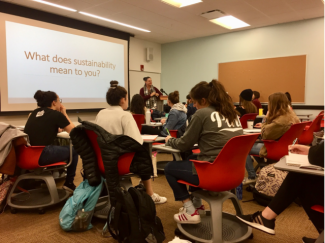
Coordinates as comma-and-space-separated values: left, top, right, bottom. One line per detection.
177, 190, 252, 243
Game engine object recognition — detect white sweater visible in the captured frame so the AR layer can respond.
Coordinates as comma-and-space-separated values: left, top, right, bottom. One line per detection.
95, 105, 143, 145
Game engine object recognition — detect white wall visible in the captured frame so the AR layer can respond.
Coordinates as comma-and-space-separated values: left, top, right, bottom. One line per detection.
0, 37, 162, 126
129, 37, 161, 99
161, 18, 324, 109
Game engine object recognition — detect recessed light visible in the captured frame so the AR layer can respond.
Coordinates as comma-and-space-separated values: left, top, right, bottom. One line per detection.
79, 12, 151, 32
33, 0, 77, 12
210, 16, 250, 29
161, 0, 202, 8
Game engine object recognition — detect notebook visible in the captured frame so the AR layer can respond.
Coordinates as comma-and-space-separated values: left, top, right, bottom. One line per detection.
141, 135, 158, 141
286, 152, 324, 171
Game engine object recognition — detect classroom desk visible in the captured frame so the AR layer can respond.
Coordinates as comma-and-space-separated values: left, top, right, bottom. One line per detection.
152, 144, 182, 171
243, 128, 261, 134
274, 156, 324, 177
142, 122, 163, 127
256, 115, 266, 119
296, 114, 313, 122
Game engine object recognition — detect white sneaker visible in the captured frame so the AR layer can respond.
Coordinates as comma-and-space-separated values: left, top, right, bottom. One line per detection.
174, 207, 201, 224
151, 193, 167, 204
242, 177, 256, 185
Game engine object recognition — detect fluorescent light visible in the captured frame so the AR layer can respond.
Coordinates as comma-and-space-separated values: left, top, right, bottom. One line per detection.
79, 12, 150, 32
161, 0, 202, 8
33, 0, 77, 12
210, 15, 250, 29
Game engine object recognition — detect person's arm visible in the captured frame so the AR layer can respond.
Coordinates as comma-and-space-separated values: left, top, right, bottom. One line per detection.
308, 142, 324, 167
261, 121, 290, 140
140, 88, 152, 101
154, 87, 163, 97
59, 104, 75, 133
166, 115, 202, 151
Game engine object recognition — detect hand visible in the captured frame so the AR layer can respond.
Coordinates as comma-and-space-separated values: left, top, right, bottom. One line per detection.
165, 136, 172, 143
150, 92, 156, 97
254, 123, 262, 128
161, 118, 166, 124
60, 104, 67, 115
155, 93, 159, 97
288, 144, 310, 155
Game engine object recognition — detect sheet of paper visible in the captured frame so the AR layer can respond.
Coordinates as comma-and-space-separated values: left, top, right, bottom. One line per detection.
141, 135, 158, 140
287, 153, 309, 166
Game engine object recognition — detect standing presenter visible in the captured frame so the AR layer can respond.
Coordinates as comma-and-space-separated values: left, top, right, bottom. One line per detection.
139, 77, 163, 109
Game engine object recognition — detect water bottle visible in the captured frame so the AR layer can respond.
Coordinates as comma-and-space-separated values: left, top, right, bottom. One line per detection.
146, 109, 151, 125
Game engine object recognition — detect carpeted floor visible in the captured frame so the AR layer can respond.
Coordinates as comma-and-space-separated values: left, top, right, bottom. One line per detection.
0, 154, 320, 243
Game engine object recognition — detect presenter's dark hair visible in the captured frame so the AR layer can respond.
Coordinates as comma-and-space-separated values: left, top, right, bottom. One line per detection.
130, 94, 145, 115
34, 90, 57, 108
285, 92, 292, 106
168, 91, 180, 104
253, 91, 260, 99
143, 77, 151, 81
190, 79, 238, 124
106, 81, 127, 106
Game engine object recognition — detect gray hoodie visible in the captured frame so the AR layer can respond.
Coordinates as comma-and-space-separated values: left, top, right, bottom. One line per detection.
166, 106, 243, 174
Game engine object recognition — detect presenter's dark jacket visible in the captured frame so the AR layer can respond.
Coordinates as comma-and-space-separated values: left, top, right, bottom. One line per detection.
24, 108, 70, 146
139, 87, 163, 101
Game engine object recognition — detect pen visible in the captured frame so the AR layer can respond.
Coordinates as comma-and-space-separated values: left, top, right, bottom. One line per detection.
289, 138, 298, 152
165, 128, 171, 136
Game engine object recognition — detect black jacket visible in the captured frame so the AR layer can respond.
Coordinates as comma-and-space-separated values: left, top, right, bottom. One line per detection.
70, 120, 153, 205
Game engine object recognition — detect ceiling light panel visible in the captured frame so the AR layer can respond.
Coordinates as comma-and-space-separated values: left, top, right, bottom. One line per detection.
33, 0, 77, 12
79, 12, 151, 32
161, 0, 202, 8
210, 16, 250, 29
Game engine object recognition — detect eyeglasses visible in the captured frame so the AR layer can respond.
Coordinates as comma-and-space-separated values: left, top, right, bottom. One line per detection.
58, 99, 62, 103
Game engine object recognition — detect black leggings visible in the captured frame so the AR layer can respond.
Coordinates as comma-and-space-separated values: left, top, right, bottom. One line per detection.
268, 172, 324, 231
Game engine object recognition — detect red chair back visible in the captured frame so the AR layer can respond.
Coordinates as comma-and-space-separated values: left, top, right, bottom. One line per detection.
240, 113, 258, 129
16, 145, 66, 170
169, 130, 177, 138
318, 111, 325, 128
85, 130, 135, 175
179, 134, 260, 192
132, 114, 145, 133
298, 115, 324, 145
263, 122, 308, 161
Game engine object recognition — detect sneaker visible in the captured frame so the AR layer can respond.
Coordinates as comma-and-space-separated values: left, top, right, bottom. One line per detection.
302, 237, 316, 243
196, 205, 206, 215
242, 177, 256, 185
151, 193, 167, 204
63, 181, 76, 193
174, 207, 201, 224
236, 211, 275, 234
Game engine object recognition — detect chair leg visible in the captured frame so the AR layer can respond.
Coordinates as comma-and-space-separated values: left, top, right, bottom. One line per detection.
209, 198, 224, 242
41, 172, 60, 203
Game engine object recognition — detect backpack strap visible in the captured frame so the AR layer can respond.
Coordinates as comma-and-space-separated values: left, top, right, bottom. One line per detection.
107, 204, 122, 242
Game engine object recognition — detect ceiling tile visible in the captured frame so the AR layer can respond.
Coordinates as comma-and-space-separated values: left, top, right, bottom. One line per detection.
284, 0, 324, 11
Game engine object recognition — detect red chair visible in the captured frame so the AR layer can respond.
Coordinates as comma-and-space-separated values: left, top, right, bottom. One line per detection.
176, 134, 259, 242
240, 113, 258, 129
7, 145, 72, 214
132, 114, 145, 133
318, 111, 325, 128
85, 130, 135, 219
252, 122, 308, 161
298, 114, 324, 145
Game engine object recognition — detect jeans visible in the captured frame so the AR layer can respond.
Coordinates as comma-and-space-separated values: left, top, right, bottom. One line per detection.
39, 145, 79, 183
164, 155, 200, 201
246, 143, 264, 178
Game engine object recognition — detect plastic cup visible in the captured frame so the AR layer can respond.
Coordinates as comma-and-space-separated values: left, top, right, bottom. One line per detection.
247, 120, 254, 129
259, 108, 264, 116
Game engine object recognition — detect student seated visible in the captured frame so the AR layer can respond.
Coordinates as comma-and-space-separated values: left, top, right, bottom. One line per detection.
235, 89, 257, 117
244, 92, 300, 184
142, 91, 187, 137
24, 90, 78, 192
130, 94, 147, 118
164, 80, 243, 224
237, 143, 324, 243
252, 91, 262, 110
95, 81, 167, 204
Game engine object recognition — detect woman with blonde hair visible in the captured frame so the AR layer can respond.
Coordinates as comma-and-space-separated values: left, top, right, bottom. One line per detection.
244, 92, 300, 184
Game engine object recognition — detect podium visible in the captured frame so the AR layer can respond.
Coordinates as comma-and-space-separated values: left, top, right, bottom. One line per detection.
157, 96, 167, 112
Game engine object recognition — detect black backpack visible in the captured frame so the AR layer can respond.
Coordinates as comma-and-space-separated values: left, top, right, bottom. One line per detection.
108, 184, 165, 243
252, 188, 273, 207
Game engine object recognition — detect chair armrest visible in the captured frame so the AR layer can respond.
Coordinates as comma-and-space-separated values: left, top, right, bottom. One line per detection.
261, 139, 276, 143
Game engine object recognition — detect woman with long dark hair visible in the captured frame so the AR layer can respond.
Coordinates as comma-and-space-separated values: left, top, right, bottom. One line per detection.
164, 79, 243, 224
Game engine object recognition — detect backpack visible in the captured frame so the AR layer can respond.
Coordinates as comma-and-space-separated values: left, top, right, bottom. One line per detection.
108, 184, 165, 243
59, 178, 103, 231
